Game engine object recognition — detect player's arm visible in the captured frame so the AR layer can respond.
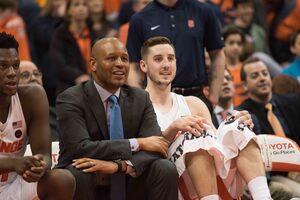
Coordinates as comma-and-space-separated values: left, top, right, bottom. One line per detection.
162, 96, 215, 142
20, 85, 52, 182
0, 156, 40, 174
26, 85, 52, 168
208, 48, 226, 107
186, 96, 216, 130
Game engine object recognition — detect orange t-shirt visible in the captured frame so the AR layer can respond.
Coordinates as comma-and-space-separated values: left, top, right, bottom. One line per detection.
228, 63, 248, 107
0, 14, 31, 61
71, 27, 91, 73
118, 22, 129, 46
104, 0, 122, 16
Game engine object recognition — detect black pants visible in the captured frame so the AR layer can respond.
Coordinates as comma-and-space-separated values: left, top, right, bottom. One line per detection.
67, 159, 178, 200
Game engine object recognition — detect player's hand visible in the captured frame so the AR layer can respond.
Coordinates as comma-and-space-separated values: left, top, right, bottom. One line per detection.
234, 110, 254, 130
72, 158, 118, 174
22, 154, 47, 182
137, 136, 169, 158
14, 156, 41, 176
170, 115, 208, 137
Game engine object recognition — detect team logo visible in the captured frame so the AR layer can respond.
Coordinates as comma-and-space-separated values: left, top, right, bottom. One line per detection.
12, 121, 22, 129
187, 19, 195, 28
15, 130, 22, 138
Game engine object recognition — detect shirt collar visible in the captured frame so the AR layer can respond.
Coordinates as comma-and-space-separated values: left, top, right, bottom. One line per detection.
93, 81, 120, 103
154, 0, 182, 10
214, 104, 234, 115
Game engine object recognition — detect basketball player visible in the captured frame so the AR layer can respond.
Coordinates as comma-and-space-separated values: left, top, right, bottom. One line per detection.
0, 32, 75, 199
141, 36, 271, 200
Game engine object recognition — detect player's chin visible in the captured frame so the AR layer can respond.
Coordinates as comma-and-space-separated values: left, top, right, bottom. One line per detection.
4, 89, 17, 96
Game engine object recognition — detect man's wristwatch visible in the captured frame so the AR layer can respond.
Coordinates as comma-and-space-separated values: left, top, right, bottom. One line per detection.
112, 159, 124, 173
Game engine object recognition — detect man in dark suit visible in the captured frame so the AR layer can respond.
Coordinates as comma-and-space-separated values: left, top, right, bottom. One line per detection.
238, 57, 300, 143
56, 37, 178, 200
211, 68, 261, 133
238, 57, 300, 199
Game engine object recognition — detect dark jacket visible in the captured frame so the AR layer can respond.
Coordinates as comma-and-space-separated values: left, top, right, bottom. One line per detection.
56, 80, 163, 176
238, 94, 300, 145
50, 22, 96, 94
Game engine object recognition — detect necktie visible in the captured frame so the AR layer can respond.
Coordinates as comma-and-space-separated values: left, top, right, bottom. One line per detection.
109, 95, 124, 139
265, 103, 286, 137
219, 110, 228, 121
109, 95, 126, 200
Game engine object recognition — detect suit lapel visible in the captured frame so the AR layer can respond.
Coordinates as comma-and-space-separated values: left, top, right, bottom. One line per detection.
119, 86, 132, 139
84, 81, 109, 139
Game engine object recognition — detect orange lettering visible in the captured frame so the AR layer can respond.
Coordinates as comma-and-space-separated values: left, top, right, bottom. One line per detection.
0, 142, 12, 153
0, 173, 8, 182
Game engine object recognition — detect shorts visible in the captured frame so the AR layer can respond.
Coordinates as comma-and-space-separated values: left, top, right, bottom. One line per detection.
0, 175, 38, 200
169, 119, 258, 199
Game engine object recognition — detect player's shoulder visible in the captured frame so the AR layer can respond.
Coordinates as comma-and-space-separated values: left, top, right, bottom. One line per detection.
17, 84, 46, 99
184, 95, 204, 106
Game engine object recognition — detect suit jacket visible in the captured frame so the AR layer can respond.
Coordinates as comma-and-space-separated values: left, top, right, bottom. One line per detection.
238, 94, 300, 145
56, 80, 162, 176
212, 108, 261, 134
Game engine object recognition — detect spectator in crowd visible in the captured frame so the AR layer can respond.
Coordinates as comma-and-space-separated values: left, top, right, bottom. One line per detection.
118, 0, 151, 46
231, 0, 269, 59
272, 74, 300, 96
87, 0, 117, 39
0, 0, 31, 60
282, 29, 300, 82
126, 0, 226, 112
50, 0, 95, 94
56, 37, 178, 200
210, 67, 261, 136
238, 57, 300, 199
117, 1, 135, 26
18, 60, 59, 141
212, 68, 237, 127
141, 36, 271, 200
19, 60, 43, 86
103, 0, 122, 26
0, 32, 75, 200
223, 26, 248, 106
265, 0, 300, 63
31, 0, 67, 106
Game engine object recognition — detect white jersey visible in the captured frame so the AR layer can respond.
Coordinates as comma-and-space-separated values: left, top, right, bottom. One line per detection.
154, 92, 191, 131
154, 92, 258, 199
0, 93, 27, 192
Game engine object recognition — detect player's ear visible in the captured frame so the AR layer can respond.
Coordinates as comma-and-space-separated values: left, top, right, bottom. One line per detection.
140, 60, 148, 73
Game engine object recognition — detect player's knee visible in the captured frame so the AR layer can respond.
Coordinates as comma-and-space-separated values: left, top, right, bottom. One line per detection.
37, 169, 75, 200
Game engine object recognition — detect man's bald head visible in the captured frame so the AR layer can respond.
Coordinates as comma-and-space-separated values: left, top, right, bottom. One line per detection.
89, 37, 130, 93
19, 60, 43, 86
91, 37, 127, 59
